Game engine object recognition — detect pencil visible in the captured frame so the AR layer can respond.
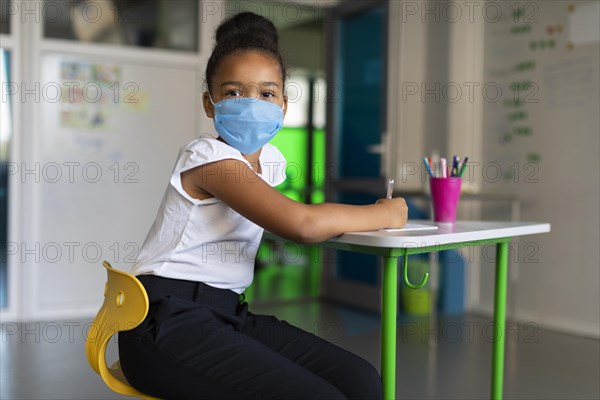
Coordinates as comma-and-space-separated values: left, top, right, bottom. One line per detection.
441, 158, 447, 178
386, 179, 394, 199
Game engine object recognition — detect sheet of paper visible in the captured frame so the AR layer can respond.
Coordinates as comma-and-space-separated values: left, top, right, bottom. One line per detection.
380, 224, 438, 232
569, 2, 600, 46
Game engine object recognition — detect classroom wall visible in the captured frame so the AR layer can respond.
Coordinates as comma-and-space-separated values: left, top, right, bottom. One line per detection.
423, 15, 450, 157
476, 0, 599, 337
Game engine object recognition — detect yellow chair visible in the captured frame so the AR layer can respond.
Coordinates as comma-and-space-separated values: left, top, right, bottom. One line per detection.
86, 261, 159, 399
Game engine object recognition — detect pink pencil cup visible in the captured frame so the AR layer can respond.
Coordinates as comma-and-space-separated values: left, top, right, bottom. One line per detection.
429, 177, 462, 223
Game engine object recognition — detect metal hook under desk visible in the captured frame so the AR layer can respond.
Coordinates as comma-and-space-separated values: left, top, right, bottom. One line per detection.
402, 254, 429, 289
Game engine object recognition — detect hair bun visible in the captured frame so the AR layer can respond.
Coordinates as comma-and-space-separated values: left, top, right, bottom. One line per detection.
205, 11, 288, 93
215, 12, 279, 51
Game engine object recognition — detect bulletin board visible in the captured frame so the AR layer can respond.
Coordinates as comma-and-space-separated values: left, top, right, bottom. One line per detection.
34, 54, 199, 314
482, 0, 599, 188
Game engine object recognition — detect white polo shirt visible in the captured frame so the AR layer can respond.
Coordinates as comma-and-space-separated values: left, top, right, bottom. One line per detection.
132, 137, 287, 293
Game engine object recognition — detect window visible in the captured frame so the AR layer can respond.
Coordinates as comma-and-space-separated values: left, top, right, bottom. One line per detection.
271, 74, 326, 204
43, 0, 199, 52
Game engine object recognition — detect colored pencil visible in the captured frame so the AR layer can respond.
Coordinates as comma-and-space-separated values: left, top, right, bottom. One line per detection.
458, 157, 469, 177
423, 157, 434, 177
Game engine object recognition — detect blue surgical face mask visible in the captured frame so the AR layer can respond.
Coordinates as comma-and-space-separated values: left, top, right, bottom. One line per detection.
209, 94, 285, 154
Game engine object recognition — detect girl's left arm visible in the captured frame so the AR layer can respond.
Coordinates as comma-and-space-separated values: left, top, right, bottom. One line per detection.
181, 158, 407, 243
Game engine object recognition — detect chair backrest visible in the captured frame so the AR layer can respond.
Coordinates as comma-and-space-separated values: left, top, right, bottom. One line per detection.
86, 261, 151, 397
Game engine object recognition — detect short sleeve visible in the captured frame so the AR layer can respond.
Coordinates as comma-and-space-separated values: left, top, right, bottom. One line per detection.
168, 138, 288, 203
169, 138, 250, 204
260, 143, 287, 187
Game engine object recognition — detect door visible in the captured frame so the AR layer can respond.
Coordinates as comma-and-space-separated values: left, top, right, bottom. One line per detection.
323, 0, 388, 311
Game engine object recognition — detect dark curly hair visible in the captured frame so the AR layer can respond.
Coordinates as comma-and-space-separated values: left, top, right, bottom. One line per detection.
205, 12, 288, 95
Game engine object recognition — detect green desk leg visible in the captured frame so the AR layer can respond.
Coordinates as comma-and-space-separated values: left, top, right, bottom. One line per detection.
382, 256, 398, 400
492, 241, 509, 400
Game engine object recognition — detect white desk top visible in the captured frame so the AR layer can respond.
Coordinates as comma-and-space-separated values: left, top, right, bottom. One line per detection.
331, 220, 551, 248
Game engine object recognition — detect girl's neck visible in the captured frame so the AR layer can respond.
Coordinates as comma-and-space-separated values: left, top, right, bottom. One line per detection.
216, 136, 262, 173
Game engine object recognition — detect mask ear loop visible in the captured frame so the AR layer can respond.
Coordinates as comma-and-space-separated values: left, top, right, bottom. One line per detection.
207, 91, 216, 106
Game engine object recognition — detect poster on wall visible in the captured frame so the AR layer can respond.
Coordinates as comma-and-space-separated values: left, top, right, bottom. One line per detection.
58, 61, 149, 131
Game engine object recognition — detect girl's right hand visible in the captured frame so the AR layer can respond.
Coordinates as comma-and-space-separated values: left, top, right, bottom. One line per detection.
375, 198, 408, 229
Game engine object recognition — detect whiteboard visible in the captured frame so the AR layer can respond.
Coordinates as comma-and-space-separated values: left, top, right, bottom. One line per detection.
35, 54, 199, 314
480, 1, 599, 334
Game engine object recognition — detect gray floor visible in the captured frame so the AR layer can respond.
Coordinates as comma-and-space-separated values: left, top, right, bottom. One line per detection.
1, 300, 599, 399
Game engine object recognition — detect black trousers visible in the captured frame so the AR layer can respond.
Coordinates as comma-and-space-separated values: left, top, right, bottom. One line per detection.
118, 275, 383, 400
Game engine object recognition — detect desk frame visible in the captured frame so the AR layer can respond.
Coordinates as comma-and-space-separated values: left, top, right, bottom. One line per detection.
321, 237, 511, 400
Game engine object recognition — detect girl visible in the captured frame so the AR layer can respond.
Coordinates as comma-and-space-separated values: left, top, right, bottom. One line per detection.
119, 11, 407, 400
